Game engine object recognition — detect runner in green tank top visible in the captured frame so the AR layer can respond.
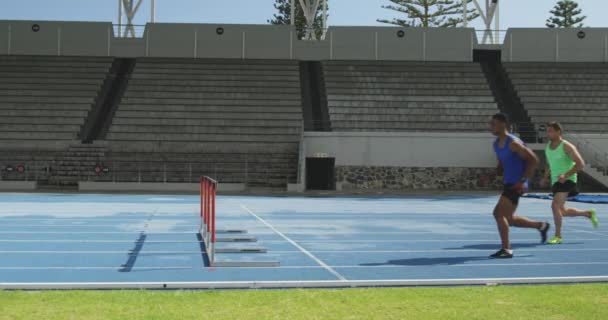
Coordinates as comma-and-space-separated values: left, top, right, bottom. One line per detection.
541, 122, 599, 244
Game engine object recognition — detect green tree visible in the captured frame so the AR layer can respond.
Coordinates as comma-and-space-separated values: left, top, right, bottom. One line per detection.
378, 0, 480, 28
268, 0, 328, 39
546, 0, 586, 28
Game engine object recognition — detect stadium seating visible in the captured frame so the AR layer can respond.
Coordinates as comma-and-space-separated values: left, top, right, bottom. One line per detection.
104, 58, 302, 187
0, 55, 112, 141
322, 61, 499, 131
504, 62, 608, 132
0, 55, 112, 184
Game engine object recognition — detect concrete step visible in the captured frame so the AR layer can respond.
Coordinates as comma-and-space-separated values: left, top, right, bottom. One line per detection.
508, 73, 608, 80
118, 105, 301, 113
331, 121, 487, 131
324, 76, 487, 84
324, 71, 486, 79
130, 74, 299, 82
517, 90, 608, 97
328, 95, 494, 103
126, 86, 300, 94
120, 98, 300, 106
0, 78, 103, 85
0, 72, 108, 79
123, 92, 300, 101
527, 109, 608, 117
523, 103, 608, 110
110, 125, 301, 135
328, 101, 498, 109
0, 124, 81, 132
326, 88, 492, 96
0, 89, 99, 97
113, 111, 302, 121
0, 96, 94, 104
325, 83, 491, 90
0, 117, 84, 125
511, 79, 608, 85
331, 114, 492, 122
0, 104, 92, 111
0, 66, 110, 73
0, 132, 77, 140
127, 79, 300, 88
520, 96, 608, 103
530, 116, 608, 124
106, 133, 300, 143
330, 107, 497, 116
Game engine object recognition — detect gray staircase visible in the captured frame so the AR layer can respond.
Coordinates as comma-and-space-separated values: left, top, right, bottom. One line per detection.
49, 143, 108, 186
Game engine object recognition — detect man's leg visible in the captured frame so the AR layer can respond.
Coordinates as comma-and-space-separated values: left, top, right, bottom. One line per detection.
563, 207, 592, 218
511, 215, 544, 229
493, 196, 516, 250
551, 192, 568, 238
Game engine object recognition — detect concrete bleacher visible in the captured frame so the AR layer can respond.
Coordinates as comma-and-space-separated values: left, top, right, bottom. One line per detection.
0, 56, 112, 184
504, 62, 608, 132
105, 59, 303, 188
0, 55, 112, 142
322, 61, 499, 131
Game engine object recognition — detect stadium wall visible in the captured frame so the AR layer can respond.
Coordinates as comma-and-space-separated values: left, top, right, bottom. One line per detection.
503, 28, 608, 62
303, 132, 501, 190
0, 21, 475, 61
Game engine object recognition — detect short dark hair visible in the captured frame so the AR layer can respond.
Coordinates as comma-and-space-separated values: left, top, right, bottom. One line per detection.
547, 121, 563, 132
492, 113, 509, 124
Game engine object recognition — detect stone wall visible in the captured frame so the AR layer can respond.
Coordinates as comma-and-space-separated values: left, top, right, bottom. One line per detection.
335, 166, 607, 192
336, 167, 502, 190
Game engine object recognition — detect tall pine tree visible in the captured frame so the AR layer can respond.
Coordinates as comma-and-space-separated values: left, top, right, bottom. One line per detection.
269, 0, 328, 39
378, 0, 479, 28
546, 0, 586, 28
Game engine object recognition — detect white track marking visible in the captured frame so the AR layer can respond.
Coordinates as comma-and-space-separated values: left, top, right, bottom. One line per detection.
2, 261, 608, 270
240, 204, 346, 281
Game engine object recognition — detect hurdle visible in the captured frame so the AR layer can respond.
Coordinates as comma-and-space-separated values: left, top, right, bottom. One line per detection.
199, 176, 279, 267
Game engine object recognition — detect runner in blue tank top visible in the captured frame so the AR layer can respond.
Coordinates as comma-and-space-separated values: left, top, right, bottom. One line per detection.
489, 113, 550, 259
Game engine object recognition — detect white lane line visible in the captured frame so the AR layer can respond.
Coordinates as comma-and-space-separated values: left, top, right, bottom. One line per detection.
2, 248, 608, 255
569, 226, 608, 237
258, 238, 606, 243
2, 261, 608, 270
0, 251, 209, 254
0, 225, 197, 228
240, 204, 347, 281
0, 267, 194, 270
271, 248, 608, 253
0, 232, 195, 234
0, 240, 201, 243
0, 248, 608, 255
0, 238, 605, 243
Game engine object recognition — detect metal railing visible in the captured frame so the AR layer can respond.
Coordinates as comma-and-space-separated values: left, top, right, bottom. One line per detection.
475, 29, 508, 45
113, 24, 146, 38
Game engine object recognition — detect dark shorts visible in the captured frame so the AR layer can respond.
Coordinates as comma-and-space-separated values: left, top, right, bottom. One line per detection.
552, 180, 579, 197
502, 184, 523, 206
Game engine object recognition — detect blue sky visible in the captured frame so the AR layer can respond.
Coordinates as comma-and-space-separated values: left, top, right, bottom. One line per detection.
0, 0, 606, 29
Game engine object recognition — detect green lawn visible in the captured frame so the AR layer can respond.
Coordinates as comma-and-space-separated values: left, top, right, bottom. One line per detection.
1, 284, 607, 320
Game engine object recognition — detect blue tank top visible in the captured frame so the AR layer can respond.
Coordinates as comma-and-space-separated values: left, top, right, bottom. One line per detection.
493, 134, 528, 185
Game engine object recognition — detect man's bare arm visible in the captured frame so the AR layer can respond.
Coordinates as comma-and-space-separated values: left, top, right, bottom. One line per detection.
510, 140, 539, 180
563, 141, 585, 179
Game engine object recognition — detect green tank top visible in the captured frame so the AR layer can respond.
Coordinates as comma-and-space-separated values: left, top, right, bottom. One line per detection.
545, 141, 577, 184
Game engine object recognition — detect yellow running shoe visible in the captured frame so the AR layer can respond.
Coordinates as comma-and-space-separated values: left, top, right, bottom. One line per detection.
590, 209, 599, 229
547, 236, 563, 245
